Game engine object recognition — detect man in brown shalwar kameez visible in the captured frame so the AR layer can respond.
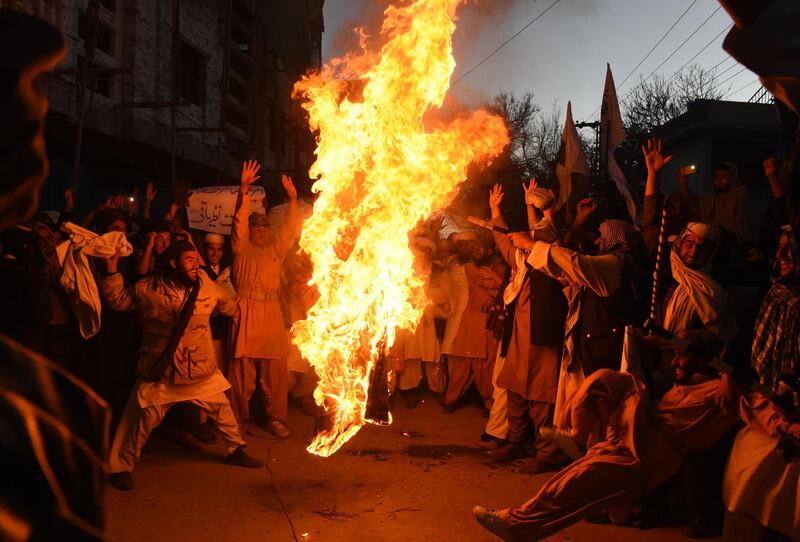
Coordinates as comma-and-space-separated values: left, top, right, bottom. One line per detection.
443, 239, 503, 411
485, 184, 567, 474
227, 160, 297, 438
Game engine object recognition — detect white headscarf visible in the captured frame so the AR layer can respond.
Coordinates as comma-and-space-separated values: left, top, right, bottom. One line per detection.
526, 187, 555, 210
664, 222, 737, 346
504, 221, 558, 306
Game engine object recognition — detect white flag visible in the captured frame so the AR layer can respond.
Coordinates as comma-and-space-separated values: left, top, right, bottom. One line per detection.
555, 101, 591, 213
600, 64, 636, 221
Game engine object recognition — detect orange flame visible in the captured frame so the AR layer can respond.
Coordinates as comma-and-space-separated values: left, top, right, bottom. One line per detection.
292, 0, 509, 457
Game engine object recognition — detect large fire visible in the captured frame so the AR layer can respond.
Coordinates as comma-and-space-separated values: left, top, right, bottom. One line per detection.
292, 0, 509, 457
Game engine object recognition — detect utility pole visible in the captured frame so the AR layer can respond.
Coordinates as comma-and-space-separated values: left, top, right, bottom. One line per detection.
170, 0, 180, 192
575, 120, 602, 187
71, 0, 100, 189
216, 0, 233, 183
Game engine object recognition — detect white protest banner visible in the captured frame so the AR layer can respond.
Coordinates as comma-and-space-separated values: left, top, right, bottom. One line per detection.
186, 186, 266, 234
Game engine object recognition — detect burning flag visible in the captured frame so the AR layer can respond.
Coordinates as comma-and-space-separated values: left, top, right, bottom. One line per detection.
292, 0, 509, 457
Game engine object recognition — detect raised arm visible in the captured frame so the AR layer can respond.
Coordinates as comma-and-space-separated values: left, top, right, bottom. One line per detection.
488, 184, 515, 266
136, 232, 157, 276
232, 160, 261, 255
564, 197, 598, 250
527, 242, 624, 297
100, 253, 138, 312
641, 138, 673, 257
275, 175, 298, 258
143, 182, 157, 221
509, 232, 624, 296
522, 180, 540, 231
643, 137, 672, 198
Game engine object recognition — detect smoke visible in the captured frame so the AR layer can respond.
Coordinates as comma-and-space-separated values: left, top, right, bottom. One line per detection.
326, 0, 530, 60
326, 0, 603, 60
322, 0, 602, 107
327, 0, 392, 59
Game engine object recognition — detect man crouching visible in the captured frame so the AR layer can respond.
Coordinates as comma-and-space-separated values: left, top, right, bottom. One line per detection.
473, 332, 741, 541
101, 240, 262, 491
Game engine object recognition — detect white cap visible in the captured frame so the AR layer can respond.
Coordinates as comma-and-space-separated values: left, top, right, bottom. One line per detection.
204, 232, 226, 245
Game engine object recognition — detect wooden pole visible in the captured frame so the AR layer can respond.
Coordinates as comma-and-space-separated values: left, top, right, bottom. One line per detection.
170, 0, 180, 192
650, 204, 669, 321
71, 0, 100, 189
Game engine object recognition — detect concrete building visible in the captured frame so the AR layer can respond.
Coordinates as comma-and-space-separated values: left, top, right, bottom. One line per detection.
653, 98, 784, 234
1, 0, 324, 214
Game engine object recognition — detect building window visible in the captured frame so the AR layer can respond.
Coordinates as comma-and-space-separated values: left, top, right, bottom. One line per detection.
76, 55, 114, 99
179, 41, 206, 107
78, 9, 115, 56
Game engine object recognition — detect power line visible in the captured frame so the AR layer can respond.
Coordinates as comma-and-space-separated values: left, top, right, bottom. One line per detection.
710, 55, 733, 72
714, 60, 740, 79
582, 4, 723, 122
724, 78, 760, 100
582, 0, 701, 121
665, 23, 732, 84
640, 5, 723, 86
711, 65, 749, 92
615, 0, 701, 89
451, 0, 563, 86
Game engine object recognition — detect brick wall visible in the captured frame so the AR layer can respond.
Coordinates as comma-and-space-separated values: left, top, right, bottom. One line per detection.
7, 0, 324, 188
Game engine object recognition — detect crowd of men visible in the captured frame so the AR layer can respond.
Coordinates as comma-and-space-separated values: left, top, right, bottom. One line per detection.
4, 141, 798, 540
0, 157, 326, 490
2, 1, 799, 541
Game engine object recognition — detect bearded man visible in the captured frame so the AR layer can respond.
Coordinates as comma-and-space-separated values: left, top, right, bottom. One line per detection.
101, 241, 262, 491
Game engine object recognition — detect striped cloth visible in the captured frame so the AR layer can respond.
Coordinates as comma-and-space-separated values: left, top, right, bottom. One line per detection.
751, 281, 800, 393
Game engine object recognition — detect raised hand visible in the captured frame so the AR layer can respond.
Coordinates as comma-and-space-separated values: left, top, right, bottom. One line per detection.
642, 137, 672, 173
489, 184, 504, 210
105, 251, 120, 274
64, 187, 75, 213
167, 201, 179, 219
575, 197, 598, 226
145, 181, 158, 202
281, 174, 297, 200
240, 160, 261, 188
522, 179, 537, 206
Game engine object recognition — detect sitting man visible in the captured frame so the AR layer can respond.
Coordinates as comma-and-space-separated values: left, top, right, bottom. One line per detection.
101, 240, 262, 491
653, 223, 738, 388
723, 225, 800, 542
473, 333, 741, 541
